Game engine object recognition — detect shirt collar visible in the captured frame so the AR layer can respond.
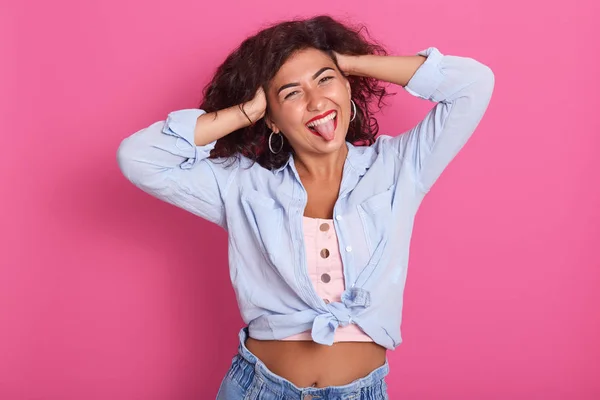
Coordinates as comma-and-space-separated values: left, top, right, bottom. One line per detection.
273, 141, 373, 176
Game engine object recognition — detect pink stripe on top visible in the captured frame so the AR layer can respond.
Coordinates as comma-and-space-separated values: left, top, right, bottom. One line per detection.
282, 216, 373, 342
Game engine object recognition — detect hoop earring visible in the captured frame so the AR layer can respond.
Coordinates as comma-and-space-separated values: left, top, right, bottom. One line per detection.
269, 131, 284, 154
350, 99, 357, 122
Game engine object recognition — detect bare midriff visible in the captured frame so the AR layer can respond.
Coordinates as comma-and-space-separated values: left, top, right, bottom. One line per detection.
245, 338, 386, 388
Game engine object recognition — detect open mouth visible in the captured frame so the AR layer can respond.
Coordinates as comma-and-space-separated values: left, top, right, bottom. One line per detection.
306, 111, 338, 140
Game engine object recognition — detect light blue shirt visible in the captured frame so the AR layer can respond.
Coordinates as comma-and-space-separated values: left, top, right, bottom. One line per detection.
117, 47, 494, 350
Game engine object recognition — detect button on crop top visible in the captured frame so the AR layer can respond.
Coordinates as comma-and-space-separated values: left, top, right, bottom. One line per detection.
282, 217, 373, 342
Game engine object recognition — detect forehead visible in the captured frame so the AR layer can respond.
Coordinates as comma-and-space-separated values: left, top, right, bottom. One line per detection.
272, 48, 335, 83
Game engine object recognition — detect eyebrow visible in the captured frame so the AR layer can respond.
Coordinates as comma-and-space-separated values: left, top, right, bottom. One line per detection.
277, 67, 334, 95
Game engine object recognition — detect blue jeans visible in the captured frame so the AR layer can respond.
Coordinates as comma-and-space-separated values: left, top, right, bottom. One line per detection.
216, 327, 389, 399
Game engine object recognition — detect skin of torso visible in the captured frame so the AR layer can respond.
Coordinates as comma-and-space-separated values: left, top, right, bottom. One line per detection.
245, 174, 387, 388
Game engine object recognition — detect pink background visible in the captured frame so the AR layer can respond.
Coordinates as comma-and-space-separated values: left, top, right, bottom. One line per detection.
2, 0, 599, 398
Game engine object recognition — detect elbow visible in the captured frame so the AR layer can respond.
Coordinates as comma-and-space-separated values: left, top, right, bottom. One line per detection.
461, 61, 495, 107
471, 64, 496, 123
116, 133, 170, 192
463, 57, 495, 98
478, 64, 495, 99
116, 136, 142, 186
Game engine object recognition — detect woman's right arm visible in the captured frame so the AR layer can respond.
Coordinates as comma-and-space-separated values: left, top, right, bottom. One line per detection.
116, 88, 266, 228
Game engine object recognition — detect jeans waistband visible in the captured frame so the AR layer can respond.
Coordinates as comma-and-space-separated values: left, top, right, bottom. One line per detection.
236, 327, 389, 397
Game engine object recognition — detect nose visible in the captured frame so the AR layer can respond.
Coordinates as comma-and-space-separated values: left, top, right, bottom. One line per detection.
306, 88, 326, 112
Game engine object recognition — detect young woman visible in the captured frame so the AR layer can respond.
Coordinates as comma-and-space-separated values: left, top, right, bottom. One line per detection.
117, 15, 494, 400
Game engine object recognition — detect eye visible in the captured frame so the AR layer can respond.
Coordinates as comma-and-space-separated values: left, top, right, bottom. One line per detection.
319, 76, 334, 84
284, 90, 299, 100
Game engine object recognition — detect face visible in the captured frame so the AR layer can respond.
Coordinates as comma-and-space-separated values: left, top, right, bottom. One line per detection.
265, 48, 352, 156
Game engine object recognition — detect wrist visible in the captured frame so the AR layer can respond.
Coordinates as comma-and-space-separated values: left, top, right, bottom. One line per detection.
239, 103, 265, 127
346, 55, 371, 77
238, 103, 254, 126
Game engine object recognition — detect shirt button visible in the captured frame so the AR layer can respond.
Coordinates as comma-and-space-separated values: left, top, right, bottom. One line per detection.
321, 273, 331, 283
319, 223, 330, 232
320, 248, 330, 258
303, 395, 313, 400
335, 215, 342, 221
345, 246, 352, 252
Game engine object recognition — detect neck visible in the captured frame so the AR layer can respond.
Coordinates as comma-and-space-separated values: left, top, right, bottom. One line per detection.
293, 143, 348, 181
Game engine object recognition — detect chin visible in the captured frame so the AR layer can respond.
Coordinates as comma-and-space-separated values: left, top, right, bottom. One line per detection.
314, 135, 348, 155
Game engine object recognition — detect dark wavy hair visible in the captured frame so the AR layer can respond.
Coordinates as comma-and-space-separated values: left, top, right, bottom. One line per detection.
199, 15, 393, 170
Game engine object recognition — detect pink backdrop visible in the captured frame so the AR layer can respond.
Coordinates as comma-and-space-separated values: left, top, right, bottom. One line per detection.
2, 0, 599, 398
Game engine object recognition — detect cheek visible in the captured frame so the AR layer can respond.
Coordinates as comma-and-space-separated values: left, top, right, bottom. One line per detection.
278, 104, 306, 127
327, 83, 350, 102
271, 103, 293, 122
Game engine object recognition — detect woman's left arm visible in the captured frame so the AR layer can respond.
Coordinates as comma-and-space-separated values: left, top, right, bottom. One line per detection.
337, 51, 427, 86
339, 48, 495, 193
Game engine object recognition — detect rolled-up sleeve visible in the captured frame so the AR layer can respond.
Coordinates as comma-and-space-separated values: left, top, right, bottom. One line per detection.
117, 109, 229, 228
393, 47, 495, 192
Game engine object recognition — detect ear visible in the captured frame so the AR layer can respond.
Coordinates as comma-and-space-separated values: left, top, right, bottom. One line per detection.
264, 114, 281, 134
345, 78, 351, 99
263, 90, 281, 134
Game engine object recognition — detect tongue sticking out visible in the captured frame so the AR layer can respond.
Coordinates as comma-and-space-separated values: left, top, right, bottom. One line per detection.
311, 118, 336, 141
